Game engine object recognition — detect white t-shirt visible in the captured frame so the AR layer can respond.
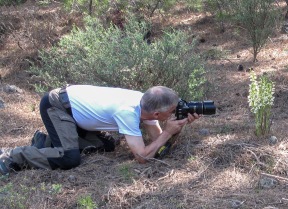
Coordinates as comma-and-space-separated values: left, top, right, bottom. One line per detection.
66, 85, 158, 136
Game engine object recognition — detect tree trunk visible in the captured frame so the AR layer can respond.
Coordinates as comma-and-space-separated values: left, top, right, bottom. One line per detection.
89, 0, 93, 16
286, 0, 288, 19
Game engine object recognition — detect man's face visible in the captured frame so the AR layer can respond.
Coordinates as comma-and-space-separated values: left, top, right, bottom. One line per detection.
156, 105, 177, 121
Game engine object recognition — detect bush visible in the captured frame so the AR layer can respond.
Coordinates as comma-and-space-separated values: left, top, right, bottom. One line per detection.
30, 15, 206, 99
204, 0, 282, 62
0, 0, 26, 6
203, 0, 238, 32
232, 0, 282, 62
63, 0, 177, 20
248, 71, 275, 136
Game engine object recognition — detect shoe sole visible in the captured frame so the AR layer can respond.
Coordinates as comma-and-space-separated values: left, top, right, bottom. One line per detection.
0, 161, 9, 175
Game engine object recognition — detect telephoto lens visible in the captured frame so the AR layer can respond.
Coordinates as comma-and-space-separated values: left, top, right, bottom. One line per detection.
176, 99, 216, 119
188, 101, 216, 115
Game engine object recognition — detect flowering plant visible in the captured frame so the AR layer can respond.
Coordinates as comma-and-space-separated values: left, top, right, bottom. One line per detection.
248, 71, 275, 136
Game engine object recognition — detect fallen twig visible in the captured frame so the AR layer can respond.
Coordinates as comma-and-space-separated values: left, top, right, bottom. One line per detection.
245, 148, 268, 167
157, 169, 174, 181
80, 159, 103, 166
194, 157, 218, 178
189, 157, 218, 186
140, 166, 152, 176
261, 172, 288, 182
136, 153, 171, 167
8, 127, 24, 133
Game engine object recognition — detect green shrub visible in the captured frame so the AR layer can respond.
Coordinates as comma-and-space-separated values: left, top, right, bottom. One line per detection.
203, 0, 238, 31
248, 71, 275, 136
118, 163, 133, 181
0, 0, 26, 6
30, 15, 206, 99
63, 0, 177, 19
63, 0, 110, 17
205, 0, 282, 61
184, 0, 204, 12
77, 194, 97, 209
233, 0, 282, 62
0, 183, 29, 209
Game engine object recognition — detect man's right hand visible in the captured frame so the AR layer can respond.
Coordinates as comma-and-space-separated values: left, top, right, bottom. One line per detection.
164, 117, 188, 136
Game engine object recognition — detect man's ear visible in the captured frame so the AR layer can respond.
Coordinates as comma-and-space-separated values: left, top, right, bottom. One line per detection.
152, 112, 160, 119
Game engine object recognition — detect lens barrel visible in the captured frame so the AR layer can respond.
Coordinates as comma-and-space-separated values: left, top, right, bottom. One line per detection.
176, 99, 216, 119
187, 100, 216, 115
202, 100, 216, 115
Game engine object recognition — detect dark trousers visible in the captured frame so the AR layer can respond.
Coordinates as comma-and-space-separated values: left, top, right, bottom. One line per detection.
40, 93, 61, 147
10, 88, 81, 170
10, 88, 110, 171
40, 91, 81, 170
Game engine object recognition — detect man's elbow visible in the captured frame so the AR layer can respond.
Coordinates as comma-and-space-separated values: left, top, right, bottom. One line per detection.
136, 157, 147, 164
134, 152, 149, 164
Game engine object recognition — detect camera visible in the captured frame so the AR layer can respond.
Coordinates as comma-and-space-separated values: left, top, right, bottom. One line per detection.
175, 99, 216, 119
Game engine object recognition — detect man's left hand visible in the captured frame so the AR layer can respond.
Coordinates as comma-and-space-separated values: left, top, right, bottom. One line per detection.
187, 113, 200, 124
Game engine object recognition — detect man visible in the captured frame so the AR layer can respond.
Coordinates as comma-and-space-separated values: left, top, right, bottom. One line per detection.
0, 85, 199, 175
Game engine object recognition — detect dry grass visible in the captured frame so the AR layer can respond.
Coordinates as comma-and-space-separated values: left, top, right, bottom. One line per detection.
1, 1, 288, 208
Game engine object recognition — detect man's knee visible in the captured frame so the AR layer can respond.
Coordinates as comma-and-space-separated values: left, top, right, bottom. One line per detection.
61, 151, 81, 169
48, 149, 81, 170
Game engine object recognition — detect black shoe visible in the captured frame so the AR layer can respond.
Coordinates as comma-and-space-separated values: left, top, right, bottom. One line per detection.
95, 131, 119, 152
31, 130, 48, 149
0, 156, 12, 176
81, 146, 99, 155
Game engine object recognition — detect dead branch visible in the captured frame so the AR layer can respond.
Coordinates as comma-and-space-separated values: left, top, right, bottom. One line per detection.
261, 172, 288, 182
157, 169, 174, 181
245, 148, 268, 167
140, 166, 152, 176
188, 157, 218, 186
136, 153, 171, 167
17, 41, 24, 50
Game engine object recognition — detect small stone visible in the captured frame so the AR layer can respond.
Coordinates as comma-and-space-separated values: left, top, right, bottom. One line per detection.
237, 64, 244, 71
3, 85, 23, 94
199, 129, 209, 136
259, 177, 278, 189
0, 97, 4, 109
134, 169, 141, 174
57, 173, 64, 180
68, 175, 76, 183
268, 136, 277, 145
231, 200, 243, 208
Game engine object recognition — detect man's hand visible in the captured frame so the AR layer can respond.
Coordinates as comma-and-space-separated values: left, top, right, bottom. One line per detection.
164, 113, 200, 135
163, 117, 188, 136
187, 113, 201, 124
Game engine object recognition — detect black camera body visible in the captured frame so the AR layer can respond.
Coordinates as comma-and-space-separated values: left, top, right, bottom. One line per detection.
175, 99, 216, 120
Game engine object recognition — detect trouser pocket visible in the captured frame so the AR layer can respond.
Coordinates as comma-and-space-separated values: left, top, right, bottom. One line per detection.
47, 107, 79, 151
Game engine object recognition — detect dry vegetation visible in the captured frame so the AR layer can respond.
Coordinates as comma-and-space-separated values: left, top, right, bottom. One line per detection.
1, 1, 288, 208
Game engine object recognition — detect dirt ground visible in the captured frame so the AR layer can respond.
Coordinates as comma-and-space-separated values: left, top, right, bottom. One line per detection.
1, 1, 288, 209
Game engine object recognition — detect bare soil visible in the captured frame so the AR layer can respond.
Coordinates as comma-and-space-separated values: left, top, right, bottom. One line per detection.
1, 1, 288, 209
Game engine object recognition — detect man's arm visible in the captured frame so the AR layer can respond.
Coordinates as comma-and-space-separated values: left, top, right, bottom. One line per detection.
125, 118, 187, 163
142, 112, 200, 143
125, 132, 172, 163
142, 123, 162, 142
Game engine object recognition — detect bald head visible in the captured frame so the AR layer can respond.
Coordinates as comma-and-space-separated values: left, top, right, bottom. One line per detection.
140, 86, 179, 113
